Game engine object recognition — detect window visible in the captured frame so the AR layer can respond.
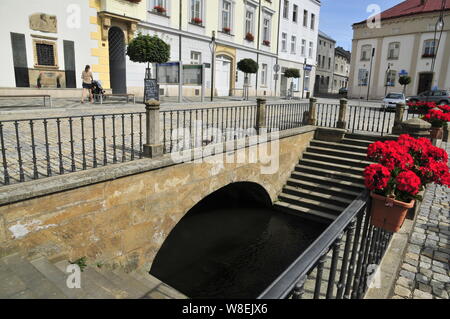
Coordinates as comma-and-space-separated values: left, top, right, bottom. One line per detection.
190, 51, 201, 64
311, 13, 315, 30
222, 0, 232, 30
34, 39, 58, 67
335, 63, 338, 71
245, 10, 254, 35
36, 43, 55, 66
303, 10, 308, 27
322, 55, 325, 68
328, 57, 331, 69
281, 33, 287, 52
263, 17, 271, 42
386, 70, 397, 86
283, 0, 289, 19
261, 64, 268, 86
191, 0, 202, 21
388, 42, 400, 59
304, 70, 310, 90
423, 39, 438, 57
341, 65, 344, 72
151, 0, 167, 13
309, 41, 313, 58
293, 4, 298, 23
301, 39, 306, 56
361, 45, 372, 61
291, 36, 296, 54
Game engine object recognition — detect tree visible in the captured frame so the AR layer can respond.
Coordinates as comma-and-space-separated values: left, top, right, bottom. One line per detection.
127, 33, 170, 77
399, 75, 412, 94
284, 68, 300, 98
237, 59, 258, 100
284, 68, 300, 79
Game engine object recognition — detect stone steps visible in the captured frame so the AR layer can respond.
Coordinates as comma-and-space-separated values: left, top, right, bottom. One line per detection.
274, 133, 370, 223
0, 253, 187, 299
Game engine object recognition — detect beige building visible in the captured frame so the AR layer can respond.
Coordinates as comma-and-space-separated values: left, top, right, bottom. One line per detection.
314, 30, 335, 95
332, 46, 350, 93
348, 0, 450, 100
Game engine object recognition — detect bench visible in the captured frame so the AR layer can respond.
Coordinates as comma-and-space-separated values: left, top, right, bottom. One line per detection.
95, 94, 135, 104
0, 94, 52, 107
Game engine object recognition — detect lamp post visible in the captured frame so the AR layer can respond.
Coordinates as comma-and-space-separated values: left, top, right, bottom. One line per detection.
210, 31, 216, 102
366, 48, 375, 101
302, 58, 307, 99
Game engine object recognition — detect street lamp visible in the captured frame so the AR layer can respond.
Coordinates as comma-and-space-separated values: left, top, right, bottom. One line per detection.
209, 31, 216, 102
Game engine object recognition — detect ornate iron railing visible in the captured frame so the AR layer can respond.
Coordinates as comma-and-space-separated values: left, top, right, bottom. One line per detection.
258, 191, 393, 299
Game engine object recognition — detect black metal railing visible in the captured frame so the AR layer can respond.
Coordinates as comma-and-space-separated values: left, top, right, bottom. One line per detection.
258, 191, 393, 299
161, 105, 258, 154
266, 102, 310, 132
0, 112, 145, 186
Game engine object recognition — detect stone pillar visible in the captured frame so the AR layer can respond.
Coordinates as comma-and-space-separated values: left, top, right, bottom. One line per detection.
308, 97, 317, 126
256, 98, 267, 134
143, 100, 163, 158
337, 98, 348, 129
399, 117, 431, 138
392, 102, 406, 135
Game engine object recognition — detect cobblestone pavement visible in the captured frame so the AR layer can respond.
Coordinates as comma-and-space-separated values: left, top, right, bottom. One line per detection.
391, 143, 450, 299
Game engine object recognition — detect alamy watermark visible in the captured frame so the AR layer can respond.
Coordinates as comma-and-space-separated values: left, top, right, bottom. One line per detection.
366, 4, 381, 29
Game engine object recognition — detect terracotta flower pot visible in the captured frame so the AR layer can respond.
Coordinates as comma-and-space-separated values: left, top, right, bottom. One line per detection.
370, 192, 415, 233
430, 127, 444, 139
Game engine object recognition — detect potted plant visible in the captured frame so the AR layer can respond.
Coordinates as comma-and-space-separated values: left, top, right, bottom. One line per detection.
153, 5, 166, 14
237, 58, 258, 100
399, 75, 411, 95
262, 40, 270, 46
422, 108, 450, 139
365, 135, 449, 232
192, 17, 202, 25
223, 27, 231, 34
245, 32, 254, 42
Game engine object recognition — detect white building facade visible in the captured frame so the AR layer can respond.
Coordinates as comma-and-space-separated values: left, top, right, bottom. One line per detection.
277, 0, 320, 98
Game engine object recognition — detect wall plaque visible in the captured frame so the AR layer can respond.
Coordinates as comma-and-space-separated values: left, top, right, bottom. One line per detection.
29, 13, 57, 33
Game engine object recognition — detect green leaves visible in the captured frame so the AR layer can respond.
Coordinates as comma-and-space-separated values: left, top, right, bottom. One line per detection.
237, 58, 258, 74
284, 68, 300, 79
127, 33, 170, 64
399, 75, 411, 86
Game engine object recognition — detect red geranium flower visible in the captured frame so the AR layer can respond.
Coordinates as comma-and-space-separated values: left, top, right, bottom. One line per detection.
364, 164, 391, 191
396, 170, 421, 195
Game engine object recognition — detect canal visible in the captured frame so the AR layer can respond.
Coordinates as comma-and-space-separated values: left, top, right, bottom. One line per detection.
150, 183, 328, 299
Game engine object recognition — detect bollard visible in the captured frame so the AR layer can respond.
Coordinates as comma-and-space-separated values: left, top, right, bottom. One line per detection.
256, 98, 267, 134
392, 102, 406, 135
337, 98, 348, 129
308, 97, 317, 125
143, 100, 163, 158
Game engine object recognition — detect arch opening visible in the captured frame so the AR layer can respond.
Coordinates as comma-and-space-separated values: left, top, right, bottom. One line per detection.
108, 26, 127, 94
150, 182, 327, 299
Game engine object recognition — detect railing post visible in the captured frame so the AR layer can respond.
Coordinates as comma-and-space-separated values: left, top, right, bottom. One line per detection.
143, 100, 163, 158
308, 97, 317, 125
256, 98, 267, 134
337, 98, 348, 129
392, 102, 405, 134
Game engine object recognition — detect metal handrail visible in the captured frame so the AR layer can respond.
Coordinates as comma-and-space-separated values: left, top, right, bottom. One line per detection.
258, 190, 369, 299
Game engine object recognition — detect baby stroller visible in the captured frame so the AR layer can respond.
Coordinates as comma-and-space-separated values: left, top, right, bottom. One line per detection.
92, 80, 106, 103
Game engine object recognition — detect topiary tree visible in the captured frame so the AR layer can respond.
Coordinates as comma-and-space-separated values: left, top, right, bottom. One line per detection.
284, 68, 300, 79
127, 33, 170, 78
284, 68, 300, 98
399, 75, 412, 95
237, 58, 259, 100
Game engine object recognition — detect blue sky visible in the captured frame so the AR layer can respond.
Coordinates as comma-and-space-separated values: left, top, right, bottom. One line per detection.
319, 0, 405, 51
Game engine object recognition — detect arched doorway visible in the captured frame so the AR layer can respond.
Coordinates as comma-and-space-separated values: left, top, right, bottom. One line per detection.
215, 55, 232, 96
149, 182, 326, 298
108, 27, 127, 94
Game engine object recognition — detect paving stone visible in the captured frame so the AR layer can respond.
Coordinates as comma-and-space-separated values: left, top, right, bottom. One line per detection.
391, 295, 404, 299
419, 261, 431, 269
432, 286, 449, 299
405, 252, 419, 261
396, 276, 415, 289
412, 289, 433, 299
419, 268, 433, 278
399, 270, 415, 281
422, 248, 434, 259
407, 244, 421, 254
416, 273, 430, 284
401, 263, 417, 273
404, 257, 419, 267
431, 266, 447, 275
394, 285, 411, 298
418, 283, 432, 294
433, 273, 450, 283
433, 251, 449, 263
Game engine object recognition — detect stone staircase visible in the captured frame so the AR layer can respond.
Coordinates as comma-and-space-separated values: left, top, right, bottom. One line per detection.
274, 133, 376, 223
0, 253, 186, 299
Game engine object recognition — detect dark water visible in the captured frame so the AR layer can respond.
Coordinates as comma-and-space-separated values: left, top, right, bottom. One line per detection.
150, 206, 327, 299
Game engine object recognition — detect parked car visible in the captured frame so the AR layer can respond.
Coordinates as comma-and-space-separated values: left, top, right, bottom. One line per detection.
382, 92, 406, 111
406, 89, 450, 105
338, 87, 348, 95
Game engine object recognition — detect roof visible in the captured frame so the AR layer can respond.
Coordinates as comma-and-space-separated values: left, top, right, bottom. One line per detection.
335, 46, 351, 60
318, 30, 336, 42
353, 0, 450, 26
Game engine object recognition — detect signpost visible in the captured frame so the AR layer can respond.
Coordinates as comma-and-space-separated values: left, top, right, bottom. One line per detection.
143, 79, 159, 102
302, 61, 312, 99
